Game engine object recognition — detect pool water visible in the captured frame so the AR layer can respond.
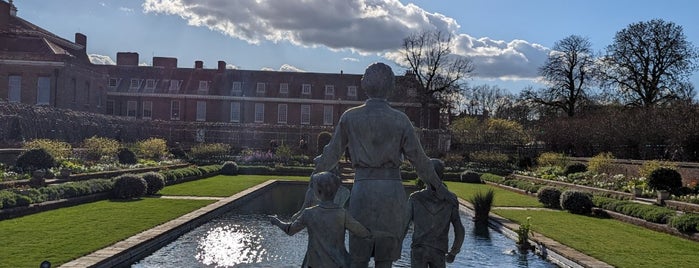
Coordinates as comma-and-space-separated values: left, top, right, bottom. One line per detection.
133, 212, 556, 267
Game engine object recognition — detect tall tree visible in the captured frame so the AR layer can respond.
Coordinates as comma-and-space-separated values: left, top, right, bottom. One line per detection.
600, 19, 699, 107
402, 30, 474, 127
461, 84, 513, 117
523, 35, 596, 117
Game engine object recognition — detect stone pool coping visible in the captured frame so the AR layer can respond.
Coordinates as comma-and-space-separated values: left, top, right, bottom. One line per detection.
60, 180, 610, 268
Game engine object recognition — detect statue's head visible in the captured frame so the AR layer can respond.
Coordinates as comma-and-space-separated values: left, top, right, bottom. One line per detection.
361, 62, 395, 99
311, 171, 340, 201
430, 158, 445, 180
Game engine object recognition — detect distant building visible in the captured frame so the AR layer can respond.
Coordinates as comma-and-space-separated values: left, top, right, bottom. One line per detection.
0, 0, 445, 151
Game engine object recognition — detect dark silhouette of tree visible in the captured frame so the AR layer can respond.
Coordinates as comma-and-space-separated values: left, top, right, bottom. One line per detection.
523, 35, 596, 117
600, 19, 699, 107
401, 30, 474, 127
461, 84, 513, 117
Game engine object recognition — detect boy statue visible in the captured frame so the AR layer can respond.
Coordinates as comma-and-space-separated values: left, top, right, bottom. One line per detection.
271, 172, 371, 268
405, 159, 465, 268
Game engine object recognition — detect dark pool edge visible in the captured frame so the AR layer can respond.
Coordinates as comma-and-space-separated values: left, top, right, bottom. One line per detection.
59, 180, 299, 268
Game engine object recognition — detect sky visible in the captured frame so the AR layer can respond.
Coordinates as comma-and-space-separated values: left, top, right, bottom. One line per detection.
11, 0, 699, 95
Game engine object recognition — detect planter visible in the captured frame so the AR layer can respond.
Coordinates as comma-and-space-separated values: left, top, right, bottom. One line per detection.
657, 190, 670, 202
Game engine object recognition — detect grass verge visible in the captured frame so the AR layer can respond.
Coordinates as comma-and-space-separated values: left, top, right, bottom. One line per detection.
0, 198, 214, 267
446, 181, 543, 208
159, 174, 309, 197
494, 209, 699, 267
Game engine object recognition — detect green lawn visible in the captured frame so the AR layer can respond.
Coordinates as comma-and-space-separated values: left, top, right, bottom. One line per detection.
159, 174, 309, 197
494, 209, 699, 268
0, 198, 214, 267
446, 181, 544, 208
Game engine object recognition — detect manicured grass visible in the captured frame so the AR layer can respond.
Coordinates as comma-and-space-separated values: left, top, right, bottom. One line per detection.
0, 198, 214, 267
446, 181, 544, 208
494, 209, 699, 268
159, 174, 309, 197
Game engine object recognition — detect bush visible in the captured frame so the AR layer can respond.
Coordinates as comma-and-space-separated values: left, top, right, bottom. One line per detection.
588, 152, 616, 174
317, 131, 333, 155
112, 174, 147, 199
117, 148, 138, 165
480, 173, 505, 184
564, 163, 587, 175
23, 139, 72, 160
536, 152, 568, 168
460, 171, 482, 183
560, 190, 593, 215
169, 146, 189, 160
141, 172, 165, 195
136, 138, 168, 160
15, 148, 56, 172
82, 136, 120, 161
639, 160, 678, 179
537, 186, 562, 209
469, 189, 495, 223
670, 213, 699, 233
190, 143, 231, 163
221, 161, 239, 175
647, 167, 682, 192
469, 151, 509, 168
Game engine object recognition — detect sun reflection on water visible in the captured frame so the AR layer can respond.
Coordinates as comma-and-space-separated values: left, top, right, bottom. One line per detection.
195, 224, 267, 266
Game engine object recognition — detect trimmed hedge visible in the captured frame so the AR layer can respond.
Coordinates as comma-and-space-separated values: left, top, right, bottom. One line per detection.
221, 161, 239, 175
0, 179, 113, 210
112, 174, 147, 199
593, 196, 676, 224
560, 190, 593, 215
141, 172, 165, 195
670, 213, 699, 233
480, 173, 505, 184
502, 178, 544, 193
537, 186, 562, 209
160, 165, 222, 184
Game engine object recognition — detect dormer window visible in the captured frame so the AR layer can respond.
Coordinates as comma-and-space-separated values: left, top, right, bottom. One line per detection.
279, 83, 289, 94
256, 82, 266, 94
302, 84, 311, 95
129, 79, 141, 90
169, 80, 180, 92
347, 86, 357, 97
325, 85, 335, 96
108, 78, 119, 88
198, 81, 209, 94
231, 81, 242, 95
144, 79, 156, 92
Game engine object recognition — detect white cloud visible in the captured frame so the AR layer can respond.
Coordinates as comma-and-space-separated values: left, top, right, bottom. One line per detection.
142, 0, 549, 79
88, 54, 115, 65
260, 67, 275, 71
226, 64, 238, 69
139, 62, 150, 66
279, 64, 305, 72
342, 57, 359, 62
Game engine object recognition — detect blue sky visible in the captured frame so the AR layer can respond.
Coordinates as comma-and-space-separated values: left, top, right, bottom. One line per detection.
12, 0, 699, 95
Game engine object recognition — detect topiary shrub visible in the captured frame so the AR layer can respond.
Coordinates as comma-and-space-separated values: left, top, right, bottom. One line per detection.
317, 131, 332, 155
564, 163, 587, 175
460, 171, 482, 183
141, 172, 165, 195
647, 167, 682, 193
221, 161, 239, 175
537, 186, 562, 209
560, 190, 593, 215
117, 148, 138, 165
112, 174, 147, 199
15, 148, 56, 172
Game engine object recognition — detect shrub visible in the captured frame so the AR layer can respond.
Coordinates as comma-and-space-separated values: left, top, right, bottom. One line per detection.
275, 144, 293, 163
136, 138, 168, 160
117, 148, 138, 165
23, 139, 72, 160
317, 131, 333, 154
469, 151, 509, 168
460, 171, 482, 183
670, 213, 699, 233
588, 152, 615, 174
82, 136, 120, 161
593, 195, 676, 223
443, 153, 464, 167
537, 186, 562, 209
141, 172, 165, 195
647, 167, 682, 192
560, 190, 593, 215
15, 148, 56, 172
221, 161, 239, 175
536, 152, 568, 168
480, 173, 505, 184
564, 163, 587, 175
112, 174, 147, 199
470, 189, 495, 223
638, 160, 678, 179
169, 146, 189, 160
190, 143, 231, 163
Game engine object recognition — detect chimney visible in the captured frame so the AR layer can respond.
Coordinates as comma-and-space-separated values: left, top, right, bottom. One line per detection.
218, 61, 226, 72
195, 60, 203, 69
9, 0, 16, 16
153, 57, 178, 69
0, 1, 9, 29
116, 52, 139, 66
75, 33, 87, 50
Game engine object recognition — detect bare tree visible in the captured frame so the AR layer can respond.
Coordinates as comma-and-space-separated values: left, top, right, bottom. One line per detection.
523, 35, 596, 117
461, 84, 513, 116
402, 30, 474, 127
600, 19, 699, 107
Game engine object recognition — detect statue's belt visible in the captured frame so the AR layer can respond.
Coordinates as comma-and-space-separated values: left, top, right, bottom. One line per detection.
354, 167, 401, 180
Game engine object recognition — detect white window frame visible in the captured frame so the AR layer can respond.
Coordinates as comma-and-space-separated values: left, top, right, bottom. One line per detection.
169, 80, 180, 92
230, 102, 241, 123
302, 84, 311, 95
129, 79, 141, 90
277, 103, 288, 124
108, 78, 119, 88
170, 100, 180, 120
347, 86, 357, 97
323, 105, 334, 125
279, 83, 289, 94
198, 80, 208, 94
254, 103, 265, 123
196, 101, 206, 121
142, 101, 153, 119
126, 100, 137, 118
300, 104, 311, 125
8, 75, 21, 102
325, 85, 335, 96
144, 79, 156, 92
36, 76, 50, 105
231, 81, 242, 95
256, 82, 266, 94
